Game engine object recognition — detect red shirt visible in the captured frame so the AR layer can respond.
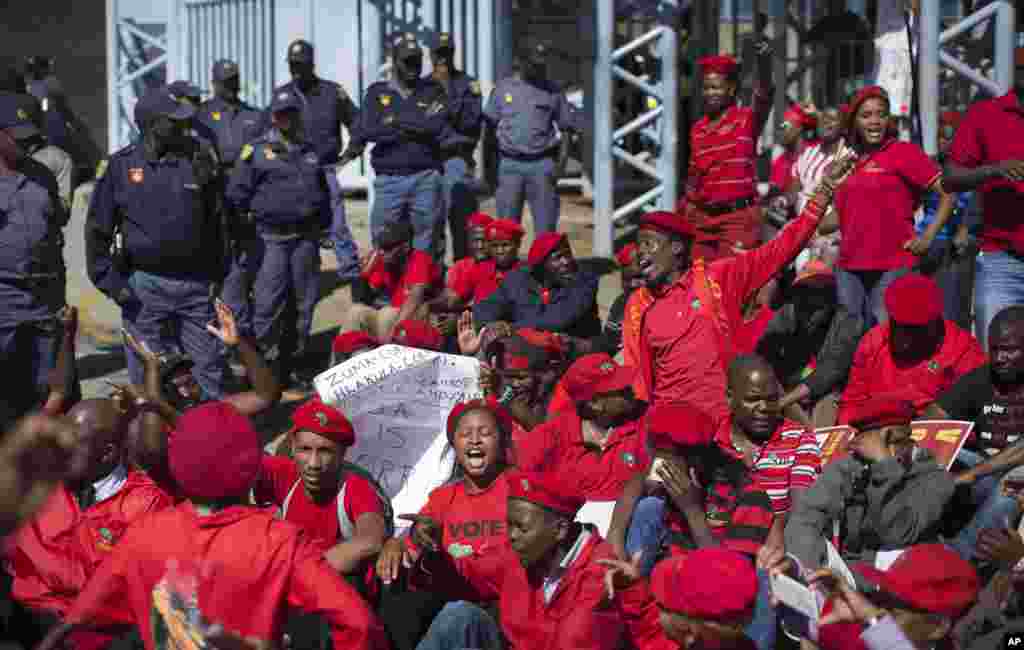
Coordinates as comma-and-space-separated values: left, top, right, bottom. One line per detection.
446, 258, 479, 302
948, 92, 1024, 253
253, 456, 385, 548
364, 249, 440, 308
514, 410, 650, 501
631, 201, 823, 423
471, 259, 522, 303
64, 503, 387, 650
770, 149, 798, 191
837, 319, 987, 423
833, 140, 940, 270
687, 87, 773, 204
4, 470, 172, 615
715, 420, 822, 514
735, 304, 775, 356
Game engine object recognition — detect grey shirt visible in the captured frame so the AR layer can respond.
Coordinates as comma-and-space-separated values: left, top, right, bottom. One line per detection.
484, 76, 573, 157
31, 144, 73, 209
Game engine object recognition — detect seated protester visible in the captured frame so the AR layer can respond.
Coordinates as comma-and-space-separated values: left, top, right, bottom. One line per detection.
408, 470, 645, 650
480, 331, 556, 431
330, 330, 379, 368
376, 398, 515, 650
515, 353, 649, 501
596, 243, 645, 358
348, 219, 442, 342
758, 259, 865, 428
428, 211, 493, 337
471, 218, 526, 303
391, 318, 444, 352
2, 399, 172, 650
735, 278, 780, 357
836, 273, 986, 423
41, 402, 388, 650
784, 397, 956, 573
472, 231, 601, 343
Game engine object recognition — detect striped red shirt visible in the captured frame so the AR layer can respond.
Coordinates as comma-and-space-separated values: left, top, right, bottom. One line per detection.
715, 419, 822, 515
664, 476, 773, 558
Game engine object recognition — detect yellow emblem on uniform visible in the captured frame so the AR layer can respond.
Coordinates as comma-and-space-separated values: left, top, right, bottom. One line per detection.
264, 146, 276, 160
504, 93, 513, 104
380, 95, 391, 107
646, 97, 658, 110
16, 108, 27, 120
470, 81, 481, 95
95, 160, 108, 179
211, 111, 222, 121
239, 144, 254, 161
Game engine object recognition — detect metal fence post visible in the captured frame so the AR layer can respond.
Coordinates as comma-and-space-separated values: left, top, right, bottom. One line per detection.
593, 0, 614, 258
919, 0, 940, 156
658, 25, 678, 212
995, 1, 1016, 95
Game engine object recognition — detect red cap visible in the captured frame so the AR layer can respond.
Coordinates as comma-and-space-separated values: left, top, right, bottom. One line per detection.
467, 212, 494, 229
487, 219, 525, 242
847, 395, 915, 431
651, 549, 758, 622
615, 243, 638, 267
698, 54, 739, 77
793, 259, 835, 289
846, 85, 890, 129
884, 273, 943, 325
563, 353, 635, 403
507, 469, 586, 517
494, 333, 552, 371
446, 396, 516, 442
647, 402, 715, 450
527, 232, 567, 266
939, 110, 962, 129
854, 544, 980, 618
169, 402, 262, 500
783, 103, 817, 128
392, 319, 444, 351
637, 210, 696, 239
289, 396, 356, 448
332, 330, 378, 356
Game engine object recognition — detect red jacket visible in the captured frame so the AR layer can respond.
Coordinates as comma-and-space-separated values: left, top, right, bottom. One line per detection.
4, 470, 172, 615
65, 502, 388, 650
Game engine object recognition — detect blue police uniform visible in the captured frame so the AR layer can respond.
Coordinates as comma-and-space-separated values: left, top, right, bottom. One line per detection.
484, 76, 574, 233
272, 76, 360, 280
435, 67, 483, 260
225, 108, 330, 374
471, 265, 601, 339
348, 77, 449, 261
86, 91, 227, 399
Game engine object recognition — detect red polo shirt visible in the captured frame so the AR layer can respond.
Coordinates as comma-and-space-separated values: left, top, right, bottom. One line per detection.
513, 410, 650, 501
471, 259, 522, 303
833, 139, 940, 271
837, 319, 987, 423
715, 419, 822, 515
687, 86, 773, 205
948, 92, 1024, 253
364, 249, 440, 308
446, 258, 479, 303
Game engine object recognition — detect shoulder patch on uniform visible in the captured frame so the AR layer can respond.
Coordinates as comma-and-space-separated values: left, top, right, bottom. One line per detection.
504, 93, 513, 104
240, 143, 254, 161
470, 80, 481, 95
380, 95, 391, 107
95, 159, 108, 179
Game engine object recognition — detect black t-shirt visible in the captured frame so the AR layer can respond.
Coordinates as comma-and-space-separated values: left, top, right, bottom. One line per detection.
937, 364, 1024, 453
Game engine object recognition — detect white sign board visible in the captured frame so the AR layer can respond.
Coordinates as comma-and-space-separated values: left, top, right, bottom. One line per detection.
314, 345, 483, 525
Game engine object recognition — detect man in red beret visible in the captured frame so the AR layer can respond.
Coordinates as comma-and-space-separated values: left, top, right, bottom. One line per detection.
41, 401, 388, 650
625, 161, 853, 426
480, 331, 556, 430
409, 469, 644, 650
837, 273, 985, 423
427, 212, 494, 335
682, 40, 774, 262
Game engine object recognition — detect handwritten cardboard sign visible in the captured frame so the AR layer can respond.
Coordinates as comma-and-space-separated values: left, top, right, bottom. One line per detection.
815, 420, 973, 470
314, 345, 483, 526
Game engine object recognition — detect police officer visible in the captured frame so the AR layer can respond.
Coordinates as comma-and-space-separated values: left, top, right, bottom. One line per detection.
168, 80, 219, 156
86, 86, 227, 399
340, 34, 449, 263
0, 92, 73, 209
197, 60, 265, 336
430, 32, 483, 261
485, 43, 575, 234
0, 96, 67, 418
274, 39, 361, 288
226, 89, 329, 389
23, 56, 72, 154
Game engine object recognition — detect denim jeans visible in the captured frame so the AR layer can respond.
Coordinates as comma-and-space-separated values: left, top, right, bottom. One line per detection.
251, 233, 320, 367
325, 164, 360, 280
948, 448, 1021, 562
370, 170, 445, 263
495, 156, 560, 234
442, 156, 480, 261
974, 250, 1024, 349
414, 601, 501, 650
835, 267, 911, 328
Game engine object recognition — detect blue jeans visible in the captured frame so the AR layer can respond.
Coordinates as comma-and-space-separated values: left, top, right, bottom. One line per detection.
623, 496, 776, 650
251, 232, 320, 364
948, 448, 1021, 562
974, 250, 1024, 349
325, 165, 360, 280
220, 229, 258, 338
495, 156, 560, 234
835, 267, 911, 328
414, 601, 501, 650
123, 270, 224, 399
370, 169, 445, 262
442, 156, 480, 260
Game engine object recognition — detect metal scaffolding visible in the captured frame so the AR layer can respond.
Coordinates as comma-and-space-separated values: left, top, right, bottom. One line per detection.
593, 1, 680, 257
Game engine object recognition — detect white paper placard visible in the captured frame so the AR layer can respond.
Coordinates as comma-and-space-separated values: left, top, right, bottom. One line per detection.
576, 501, 617, 537
314, 345, 483, 525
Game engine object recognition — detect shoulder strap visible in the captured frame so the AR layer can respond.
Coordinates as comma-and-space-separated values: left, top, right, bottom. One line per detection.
692, 259, 735, 374
279, 479, 301, 519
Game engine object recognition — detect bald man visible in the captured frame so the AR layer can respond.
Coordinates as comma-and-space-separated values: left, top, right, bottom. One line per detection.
1, 399, 172, 649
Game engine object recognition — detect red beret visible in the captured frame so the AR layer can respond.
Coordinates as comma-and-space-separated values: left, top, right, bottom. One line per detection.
783, 103, 817, 129
467, 212, 494, 229
563, 353, 635, 403
487, 218, 525, 242
290, 396, 356, 448
647, 402, 716, 450
637, 210, 696, 240
615, 243, 638, 267
446, 396, 516, 442
507, 469, 586, 517
846, 85, 889, 129
854, 544, 979, 618
847, 395, 915, 431
169, 402, 262, 500
392, 319, 444, 351
527, 232, 568, 266
332, 330, 378, 356
884, 273, 942, 325
793, 259, 835, 289
698, 54, 739, 76
651, 549, 758, 622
